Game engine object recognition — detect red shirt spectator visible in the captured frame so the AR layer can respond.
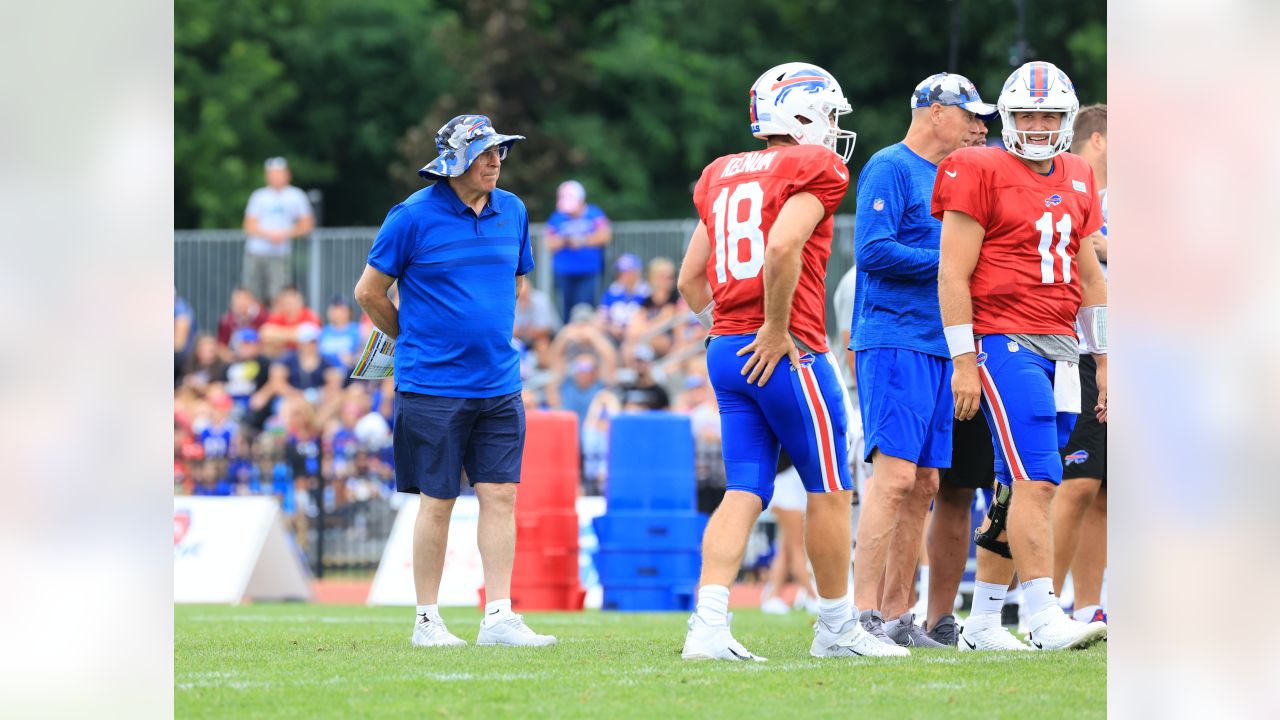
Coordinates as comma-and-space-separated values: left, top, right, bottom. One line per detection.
217, 287, 270, 349
260, 286, 321, 352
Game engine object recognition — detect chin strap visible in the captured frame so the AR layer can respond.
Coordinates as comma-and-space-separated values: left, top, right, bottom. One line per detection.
974, 482, 1013, 559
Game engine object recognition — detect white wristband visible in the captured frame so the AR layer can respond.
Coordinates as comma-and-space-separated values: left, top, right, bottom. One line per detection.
1077, 305, 1107, 354
694, 301, 715, 330
943, 324, 976, 358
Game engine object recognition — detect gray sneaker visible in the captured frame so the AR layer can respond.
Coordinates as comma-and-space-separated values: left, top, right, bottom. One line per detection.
925, 614, 958, 648
882, 612, 947, 648
858, 609, 899, 646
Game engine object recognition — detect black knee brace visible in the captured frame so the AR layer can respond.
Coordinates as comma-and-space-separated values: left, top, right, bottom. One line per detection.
973, 482, 1013, 558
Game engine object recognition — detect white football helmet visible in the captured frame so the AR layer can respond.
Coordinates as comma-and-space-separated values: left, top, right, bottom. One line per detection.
750, 62, 856, 162
997, 61, 1079, 161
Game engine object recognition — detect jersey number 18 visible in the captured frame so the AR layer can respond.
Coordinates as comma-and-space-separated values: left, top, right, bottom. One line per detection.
711, 181, 765, 283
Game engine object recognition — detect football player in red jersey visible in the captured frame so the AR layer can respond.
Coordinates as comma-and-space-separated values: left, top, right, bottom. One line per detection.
677, 62, 906, 661
934, 61, 1109, 651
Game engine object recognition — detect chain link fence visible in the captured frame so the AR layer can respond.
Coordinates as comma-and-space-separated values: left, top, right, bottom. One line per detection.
175, 215, 857, 339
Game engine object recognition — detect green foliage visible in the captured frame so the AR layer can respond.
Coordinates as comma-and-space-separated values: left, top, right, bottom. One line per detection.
175, 0, 1106, 227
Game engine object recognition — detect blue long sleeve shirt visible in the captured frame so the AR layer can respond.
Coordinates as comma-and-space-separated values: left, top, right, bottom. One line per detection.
850, 143, 947, 357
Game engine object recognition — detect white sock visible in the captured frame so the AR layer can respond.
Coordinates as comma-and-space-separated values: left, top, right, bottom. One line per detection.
695, 585, 731, 626
484, 598, 513, 620
917, 565, 930, 605
817, 594, 852, 632
1021, 577, 1058, 619
971, 581, 1008, 620
416, 604, 439, 621
1073, 604, 1102, 623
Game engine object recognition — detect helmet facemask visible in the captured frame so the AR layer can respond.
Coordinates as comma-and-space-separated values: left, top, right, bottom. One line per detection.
999, 108, 1076, 161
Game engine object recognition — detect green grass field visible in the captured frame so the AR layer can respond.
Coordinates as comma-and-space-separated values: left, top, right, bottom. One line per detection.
175, 604, 1105, 719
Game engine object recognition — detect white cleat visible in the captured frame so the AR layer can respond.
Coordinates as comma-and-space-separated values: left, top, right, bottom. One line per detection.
761, 597, 791, 615
682, 613, 767, 662
811, 618, 911, 658
957, 616, 1033, 651
1025, 608, 1106, 650
411, 615, 466, 647
476, 613, 557, 647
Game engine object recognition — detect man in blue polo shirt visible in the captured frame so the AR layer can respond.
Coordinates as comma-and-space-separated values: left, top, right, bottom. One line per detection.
354, 114, 555, 649
850, 73, 994, 649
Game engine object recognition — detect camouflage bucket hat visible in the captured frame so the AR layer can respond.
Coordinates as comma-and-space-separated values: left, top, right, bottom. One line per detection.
419, 114, 525, 179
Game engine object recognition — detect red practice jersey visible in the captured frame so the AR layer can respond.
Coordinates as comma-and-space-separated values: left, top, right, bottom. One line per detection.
692, 143, 849, 352
932, 147, 1103, 337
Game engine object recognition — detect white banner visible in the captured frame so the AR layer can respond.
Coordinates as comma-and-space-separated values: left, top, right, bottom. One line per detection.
368, 496, 607, 607
174, 496, 312, 604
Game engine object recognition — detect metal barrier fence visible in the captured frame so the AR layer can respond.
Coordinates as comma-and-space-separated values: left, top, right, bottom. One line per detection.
175, 215, 857, 337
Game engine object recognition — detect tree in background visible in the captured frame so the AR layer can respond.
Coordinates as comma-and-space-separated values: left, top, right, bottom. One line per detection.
175, 0, 1106, 227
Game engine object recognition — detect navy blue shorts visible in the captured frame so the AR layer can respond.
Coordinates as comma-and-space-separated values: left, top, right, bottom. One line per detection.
707, 334, 853, 507
975, 335, 1062, 485
393, 391, 525, 499
855, 347, 954, 468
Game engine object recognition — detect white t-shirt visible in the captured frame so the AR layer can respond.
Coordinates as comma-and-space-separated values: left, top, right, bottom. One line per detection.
244, 186, 313, 257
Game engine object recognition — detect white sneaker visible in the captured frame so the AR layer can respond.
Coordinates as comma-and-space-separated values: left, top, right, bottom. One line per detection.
792, 588, 819, 613
1025, 607, 1106, 650
761, 597, 791, 615
476, 613, 557, 647
682, 613, 767, 661
811, 618, 910, 658
957, 615, 1032, 651
411, 615, 466, 647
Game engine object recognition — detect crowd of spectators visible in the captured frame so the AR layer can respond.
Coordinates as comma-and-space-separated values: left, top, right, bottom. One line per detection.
174, 254, 725, 516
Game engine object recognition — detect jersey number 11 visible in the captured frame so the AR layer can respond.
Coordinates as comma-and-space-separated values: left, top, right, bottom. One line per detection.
1035, 211, 1073, 284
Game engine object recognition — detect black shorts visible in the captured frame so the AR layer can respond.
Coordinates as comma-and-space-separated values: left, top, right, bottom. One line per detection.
393, 390, 525, 499
1060, 354, 1107, 484
940, 413, 995, 489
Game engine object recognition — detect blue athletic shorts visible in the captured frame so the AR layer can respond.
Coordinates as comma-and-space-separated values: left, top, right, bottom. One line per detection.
854, 347, 953, 468
975, 335, 1063, 485
393, 390, 525, 499
707, 334, 853, 507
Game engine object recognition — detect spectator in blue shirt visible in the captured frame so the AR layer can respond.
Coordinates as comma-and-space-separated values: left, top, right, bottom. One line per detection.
599, 253, 650, 345
558, 353, 605, 423
545, 180, 612, 323
354, 113, 555, 649
318, 295, 363, 371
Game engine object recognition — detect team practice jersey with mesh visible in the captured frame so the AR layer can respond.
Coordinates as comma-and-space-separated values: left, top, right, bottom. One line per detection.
693, 143, 849, 353
931, 147, 1102, 337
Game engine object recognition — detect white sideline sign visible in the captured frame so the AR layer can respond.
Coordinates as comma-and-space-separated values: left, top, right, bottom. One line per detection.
174, 496, 312, 604
368, 496, 607, 607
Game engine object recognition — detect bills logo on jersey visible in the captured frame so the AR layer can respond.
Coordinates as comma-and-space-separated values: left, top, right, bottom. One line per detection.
1044, 194, 1062, 207
1064, 450, 1089, 466
174, 509, 192, 546
975, 351, 988, 367
873, 198, 885, 211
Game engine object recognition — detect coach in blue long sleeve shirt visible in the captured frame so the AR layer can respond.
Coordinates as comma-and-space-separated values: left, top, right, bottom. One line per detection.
355, 114, 556, 649
848, 74, 996, 647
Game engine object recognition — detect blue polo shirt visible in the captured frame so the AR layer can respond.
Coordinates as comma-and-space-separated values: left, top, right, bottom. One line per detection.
850, 142, 947, 357
367, 180, 534, 398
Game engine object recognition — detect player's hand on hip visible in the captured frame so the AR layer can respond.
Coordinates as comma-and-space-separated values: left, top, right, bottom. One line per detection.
1094, 360, 1108, 424
951, 354, 982, 421
737, 324, 799, 387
